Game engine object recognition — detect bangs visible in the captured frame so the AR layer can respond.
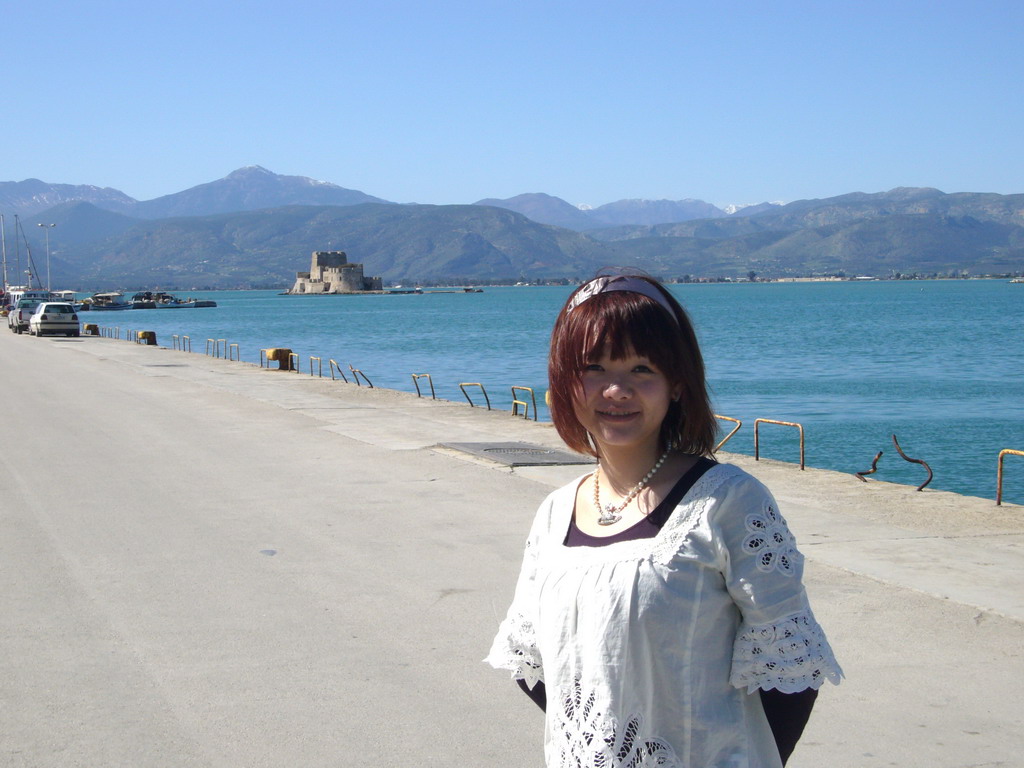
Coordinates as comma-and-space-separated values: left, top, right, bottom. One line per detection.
565, 292, 680, 375
548, 275, 716, 458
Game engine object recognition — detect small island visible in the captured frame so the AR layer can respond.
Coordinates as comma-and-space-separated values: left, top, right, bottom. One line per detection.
286, 251, 384, 294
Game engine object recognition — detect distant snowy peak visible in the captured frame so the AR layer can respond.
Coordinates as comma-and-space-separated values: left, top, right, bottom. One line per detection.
723, 201, 785, 216
227, 165, 275, 177
226, 165, 344, 189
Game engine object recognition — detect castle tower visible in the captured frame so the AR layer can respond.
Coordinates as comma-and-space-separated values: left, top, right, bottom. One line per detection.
288, 251, 382, 294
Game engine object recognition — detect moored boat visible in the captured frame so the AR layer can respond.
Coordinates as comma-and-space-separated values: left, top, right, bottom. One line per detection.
130, 291, 157, 309
130, 290, 217, 308
156, 298, 198, 308
5, 287, 54, 307
81, 292, 132, 311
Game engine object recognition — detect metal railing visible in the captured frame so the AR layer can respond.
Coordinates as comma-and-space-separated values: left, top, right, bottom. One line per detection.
855, 451, 884, 481
412, 373, 435, 399
714, 415, 742, 451
328, 359, 349, 382
460, 382, 491, 410
753, 418, 805, 470
854, 435, 932, 490
997, 449, 1024, 505
349, 365, 373, 387
83, 323, 1024, 504
511, 386, 538, 420
891, 434, 932, 491
205, 338, 228, 358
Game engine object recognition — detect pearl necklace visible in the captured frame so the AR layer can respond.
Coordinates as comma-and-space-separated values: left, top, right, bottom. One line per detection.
593, 449, 671, 526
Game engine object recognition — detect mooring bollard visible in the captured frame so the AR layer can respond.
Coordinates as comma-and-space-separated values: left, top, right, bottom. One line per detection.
136, 330, 158, 346
83, 323, 99, 336
261, 348, 293, 371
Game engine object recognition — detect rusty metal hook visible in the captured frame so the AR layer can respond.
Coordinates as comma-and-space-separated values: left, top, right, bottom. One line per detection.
891, 434, 933, 491
855, 450, 884, 481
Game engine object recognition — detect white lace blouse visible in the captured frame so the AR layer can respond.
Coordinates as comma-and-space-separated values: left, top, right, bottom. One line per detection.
486, 463, 842, 768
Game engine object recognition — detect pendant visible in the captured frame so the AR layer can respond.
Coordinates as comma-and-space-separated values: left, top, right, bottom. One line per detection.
597, 505, 622, 526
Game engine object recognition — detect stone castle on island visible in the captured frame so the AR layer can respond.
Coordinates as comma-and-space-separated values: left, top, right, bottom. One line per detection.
287, 251, 383, 294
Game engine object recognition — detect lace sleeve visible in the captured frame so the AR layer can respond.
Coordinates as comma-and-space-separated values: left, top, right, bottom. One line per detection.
485, 520, 546, 689
485, 610, 544, 689
715, 473, 843, 693
729, 611, 843, 693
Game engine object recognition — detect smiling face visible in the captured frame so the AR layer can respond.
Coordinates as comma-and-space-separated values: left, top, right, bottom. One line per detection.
572, 346, 681, 458
548, 277, 717, 459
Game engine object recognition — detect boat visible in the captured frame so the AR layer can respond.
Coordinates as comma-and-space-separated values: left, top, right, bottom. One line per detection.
81, 292, 132, 311
129, 291, 157, 309
154, 294, 219, 308
5, 287, 53, 306
129, 290, 216, 308
156, 297, 198, 308
1010, 278, 1024, 284
50, 290, 82, 310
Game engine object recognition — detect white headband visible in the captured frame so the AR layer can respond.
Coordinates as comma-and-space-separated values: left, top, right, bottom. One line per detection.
566, 276, 679, 322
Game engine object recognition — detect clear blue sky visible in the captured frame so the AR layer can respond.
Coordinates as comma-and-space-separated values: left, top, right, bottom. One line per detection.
4, 0, 1021, 208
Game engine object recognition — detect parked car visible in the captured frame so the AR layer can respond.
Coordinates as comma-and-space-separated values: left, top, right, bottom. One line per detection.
28, 302, 80, 337
8, 297, 50, 333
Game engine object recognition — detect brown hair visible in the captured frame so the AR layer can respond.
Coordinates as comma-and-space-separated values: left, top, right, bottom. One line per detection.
548, 275, 717, 457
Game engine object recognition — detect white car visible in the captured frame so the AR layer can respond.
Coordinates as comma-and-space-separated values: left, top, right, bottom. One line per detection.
8, 297, 48, 333
28, 302, 81, 337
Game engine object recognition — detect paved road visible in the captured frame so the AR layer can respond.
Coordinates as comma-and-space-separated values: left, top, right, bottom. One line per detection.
1, 329, 1022, 767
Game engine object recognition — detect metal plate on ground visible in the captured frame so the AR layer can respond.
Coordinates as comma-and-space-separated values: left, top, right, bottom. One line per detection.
441, 441, 594, 467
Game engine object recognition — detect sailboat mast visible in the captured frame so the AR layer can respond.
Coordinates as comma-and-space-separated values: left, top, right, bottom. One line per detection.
1, 214, 7, 293
14, 215, 40, 289
14, 214, 22, 287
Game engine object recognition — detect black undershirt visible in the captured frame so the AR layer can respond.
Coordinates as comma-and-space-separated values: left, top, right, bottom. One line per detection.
516, 456, 817, 765
564, 456, 718, 546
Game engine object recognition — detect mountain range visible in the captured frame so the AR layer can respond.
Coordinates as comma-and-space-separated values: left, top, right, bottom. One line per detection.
471, 193, 731, 230
0, 166, 388, 220
3, 167, 1022, 288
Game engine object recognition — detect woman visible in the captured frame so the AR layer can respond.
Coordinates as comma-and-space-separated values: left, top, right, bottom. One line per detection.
486, 273, 842, 768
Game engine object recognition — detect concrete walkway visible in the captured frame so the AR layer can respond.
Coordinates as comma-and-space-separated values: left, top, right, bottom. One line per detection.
1, 330, 1021, 767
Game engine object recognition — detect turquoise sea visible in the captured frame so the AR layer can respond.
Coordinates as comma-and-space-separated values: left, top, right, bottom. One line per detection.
96, 280, 1024, 504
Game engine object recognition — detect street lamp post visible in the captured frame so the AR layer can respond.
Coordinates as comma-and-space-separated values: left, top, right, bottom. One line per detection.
37, 223, 55, 291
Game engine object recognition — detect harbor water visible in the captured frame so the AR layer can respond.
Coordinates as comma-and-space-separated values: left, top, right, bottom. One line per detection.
90, 280, 1024, 504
